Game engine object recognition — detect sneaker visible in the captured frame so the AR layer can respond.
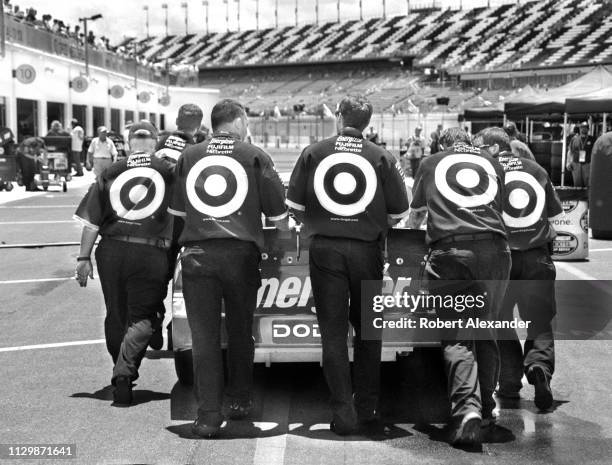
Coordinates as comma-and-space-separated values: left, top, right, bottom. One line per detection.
112, 376, 133, 406
227, 399, 253, 420
192, 418, 221, 438
452, 411, 482, 448
528, 366, 553, 411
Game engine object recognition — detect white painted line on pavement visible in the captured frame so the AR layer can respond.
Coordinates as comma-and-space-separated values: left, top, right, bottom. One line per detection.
0, 205, 76, 208
555, 262, 597, 281
590, 248, 612, 252
0, 220, 75, 225
253, 381, 291, 465
0, 339, 105, 353
0, 277, 74, 284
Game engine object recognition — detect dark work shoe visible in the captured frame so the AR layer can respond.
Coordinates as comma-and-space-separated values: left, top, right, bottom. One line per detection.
227, 399, 253, 420
330, 419, 359, 436
148, 327, 163, 350
112, 376, 133, 406
451, 412, 482, 448
192, 418, 221, 438
528, 366, 553, 411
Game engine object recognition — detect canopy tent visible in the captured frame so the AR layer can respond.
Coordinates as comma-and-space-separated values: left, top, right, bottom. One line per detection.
462, 86, 537, 120
504, 66, 612, 116
566, 88, 612, 114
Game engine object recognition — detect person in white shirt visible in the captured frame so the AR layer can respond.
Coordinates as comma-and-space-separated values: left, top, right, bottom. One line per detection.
70, 119, 84, 176
87, 126, 118, 177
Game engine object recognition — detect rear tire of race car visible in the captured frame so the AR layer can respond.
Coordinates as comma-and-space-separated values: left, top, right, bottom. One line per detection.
174, 349, 194, 385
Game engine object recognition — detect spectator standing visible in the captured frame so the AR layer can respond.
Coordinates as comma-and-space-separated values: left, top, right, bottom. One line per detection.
567, 122, 595, 188
87, 126, 118, 177
70, 119, 84, 176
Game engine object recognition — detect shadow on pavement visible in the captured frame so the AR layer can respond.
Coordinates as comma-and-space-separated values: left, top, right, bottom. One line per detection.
71, 385, 170, 406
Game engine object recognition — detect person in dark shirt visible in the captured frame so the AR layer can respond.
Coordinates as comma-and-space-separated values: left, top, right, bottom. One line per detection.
155, 104, 203, 163
287, 95, 409, 435
407, 127, 510, 449
567, 122, 595, 188
74, 121, 174, 406
169, 99, 289, 438
477, 127, 563, 412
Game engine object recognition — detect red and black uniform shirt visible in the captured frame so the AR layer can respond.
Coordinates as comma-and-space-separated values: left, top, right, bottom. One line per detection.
497, 152, 563, 251
168, 133, 287, 250
74, 152, 175, 239
410, 142, 507, 245
155, 130, 194, 163
286, 128, 409, 241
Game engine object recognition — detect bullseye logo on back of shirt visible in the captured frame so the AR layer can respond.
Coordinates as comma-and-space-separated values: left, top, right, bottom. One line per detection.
313, 152, 377, 217
502, 171, 545, 228
186, 155, 248, 218
109, 167, 165, 221
434, 154, 498, 208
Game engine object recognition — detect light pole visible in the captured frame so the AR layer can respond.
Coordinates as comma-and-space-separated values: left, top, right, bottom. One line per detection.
295, 0, 298, 26
359, 0, 363, 21
315, 0, 319, 26
383, 0, 386, 19
181, 2, 189, 34
202, 1, 209, 34
161, 3, 168, 36
236, 0, 240, 32
224, 0, 229, 32
337, 0, 340, 23
275, 0, 279, 29
256, 0, 260, 31
143, 6, 150, 38
78, 13, 103, 75
407, 0, 410, 15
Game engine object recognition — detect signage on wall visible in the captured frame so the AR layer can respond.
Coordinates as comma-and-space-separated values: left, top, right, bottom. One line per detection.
138, 91, 151, 103
14, 64, 36, 84
110, 85, 125, 99
159, 94, 171, 106
71, 76, 89, 93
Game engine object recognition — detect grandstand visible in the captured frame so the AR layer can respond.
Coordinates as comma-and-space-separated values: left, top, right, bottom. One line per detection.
118, 0, 612, 116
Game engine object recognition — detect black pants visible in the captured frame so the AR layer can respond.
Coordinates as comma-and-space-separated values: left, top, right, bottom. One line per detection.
95, 238, 168, 382
498, 247, 556, 393
71, 151, 83, 175
181, 239, 261, 424
309, 236, 384, 423
409, 158, 421, 178
425, 236, 511, 421
17, 155, 37, 190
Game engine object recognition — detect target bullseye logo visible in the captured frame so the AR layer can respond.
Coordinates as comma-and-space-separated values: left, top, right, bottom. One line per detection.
186, 156, 248, 218
313, 152, 377, 216
502, 171, 545, 228
434, 154, 498, 208
109, 167, 165, 221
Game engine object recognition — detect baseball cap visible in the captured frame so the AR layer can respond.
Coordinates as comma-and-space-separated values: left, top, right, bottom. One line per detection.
97, 126, 108, 133
128, 121, 158, 140
580, 121, 589, 127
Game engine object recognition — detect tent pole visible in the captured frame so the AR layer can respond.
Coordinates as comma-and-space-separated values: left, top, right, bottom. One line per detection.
503, 113, 507, 126
526, 117, 530, 142
603, 113, 607, 134
561, 112, 567, 187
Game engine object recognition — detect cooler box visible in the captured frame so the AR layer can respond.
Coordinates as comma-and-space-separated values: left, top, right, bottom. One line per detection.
551, 187, 588, 261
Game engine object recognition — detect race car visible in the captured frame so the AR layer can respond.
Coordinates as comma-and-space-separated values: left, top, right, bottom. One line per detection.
171, 226, 432, 385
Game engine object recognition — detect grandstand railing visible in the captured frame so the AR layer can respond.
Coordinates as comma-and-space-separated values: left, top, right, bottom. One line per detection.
3, 15, 162, 83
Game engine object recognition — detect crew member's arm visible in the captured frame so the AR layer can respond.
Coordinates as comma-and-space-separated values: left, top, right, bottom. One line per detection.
546, 176, 564, 235
406, 161, 427, 229
286, 148, 308, 224
566, 137, 577, 170
87, 139, 95, 166
382, 154, 410, 226
168, 154, 188, 219
73, 181, 103, 287
259, 152, 290, 231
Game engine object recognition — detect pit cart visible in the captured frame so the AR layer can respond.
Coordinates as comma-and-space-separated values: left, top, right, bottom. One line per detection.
37, 136, 72, 192
171, 227, 431, 385
0, 128, 17, 192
